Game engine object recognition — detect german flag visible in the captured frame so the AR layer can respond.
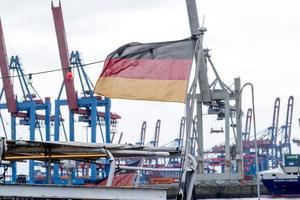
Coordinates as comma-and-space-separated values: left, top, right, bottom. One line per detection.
94, 38, 195, 103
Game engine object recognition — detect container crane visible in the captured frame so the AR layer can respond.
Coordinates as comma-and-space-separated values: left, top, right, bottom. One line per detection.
150, 120, 161, 147
270, 98, 280, 167
292, 118, 300, 146
253, 96, 294, 170
243, 108, 252, 143
175, 117, 185, 149
0, 18, 51, 184
277, 96, 294, 163
242, 108, 256, 178
257, 96, 294, 169
136, 121, 147, 146
51, 2, 120, 183
255, 98, 281, 170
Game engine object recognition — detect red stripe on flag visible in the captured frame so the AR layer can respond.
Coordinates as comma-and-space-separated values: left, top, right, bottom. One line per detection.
101, 58, 192, 80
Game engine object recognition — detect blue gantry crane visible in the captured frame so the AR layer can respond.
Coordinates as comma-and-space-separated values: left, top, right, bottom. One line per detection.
256, 96, 293, 170
0, 18, 52, 184
51, 2, 120, 184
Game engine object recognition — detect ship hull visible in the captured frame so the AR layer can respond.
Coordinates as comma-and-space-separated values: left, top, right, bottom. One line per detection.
261, 178, 300, 195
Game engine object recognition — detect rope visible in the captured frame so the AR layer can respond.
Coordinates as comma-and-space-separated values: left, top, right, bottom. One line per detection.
0, 59, 105, 79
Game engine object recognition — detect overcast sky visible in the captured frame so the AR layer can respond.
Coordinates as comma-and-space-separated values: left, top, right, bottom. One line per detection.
0, 0, 299, 151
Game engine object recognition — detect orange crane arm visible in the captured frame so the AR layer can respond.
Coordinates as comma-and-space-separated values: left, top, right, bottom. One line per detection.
52, 2, 78, 110
0, 19, 17, 113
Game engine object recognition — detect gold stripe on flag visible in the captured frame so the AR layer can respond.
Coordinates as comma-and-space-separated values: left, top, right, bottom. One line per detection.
95, 77, 188, 103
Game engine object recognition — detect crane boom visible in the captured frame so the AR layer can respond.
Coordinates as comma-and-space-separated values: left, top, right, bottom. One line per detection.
243, 108, 252, 141
52, 2, 78, 110
285, 96, 294, 145
0, 19, 17, 113
153, 119, 161, 147
270, 97, 280, 167
272, 98, 280, 144
139, 121, 147, 145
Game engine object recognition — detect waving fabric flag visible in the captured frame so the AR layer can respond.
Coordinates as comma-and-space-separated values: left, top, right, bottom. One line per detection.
94, 38, 195, 102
